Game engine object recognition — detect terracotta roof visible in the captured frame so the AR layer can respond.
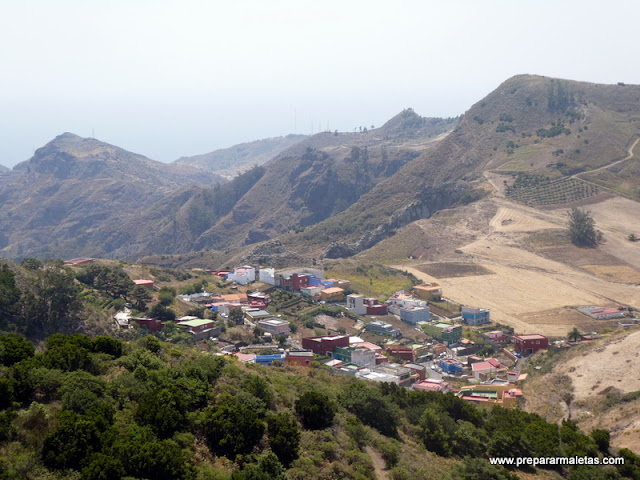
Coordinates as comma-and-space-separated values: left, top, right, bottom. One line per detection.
322, 287, 345, 294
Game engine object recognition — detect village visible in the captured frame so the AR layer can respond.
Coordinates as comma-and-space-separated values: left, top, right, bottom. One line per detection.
108, 262, 640, 410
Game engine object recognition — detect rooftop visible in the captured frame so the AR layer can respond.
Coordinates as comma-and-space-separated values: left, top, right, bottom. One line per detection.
513, 334, 547, 341
322, 287, 345, 294
178, 319, 214, 328
258, 318, 290, 326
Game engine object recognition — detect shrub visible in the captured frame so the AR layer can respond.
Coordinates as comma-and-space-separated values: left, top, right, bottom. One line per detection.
295, 391, 335, 430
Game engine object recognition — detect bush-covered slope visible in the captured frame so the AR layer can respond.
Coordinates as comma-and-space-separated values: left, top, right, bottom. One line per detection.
0, 331, 635, 480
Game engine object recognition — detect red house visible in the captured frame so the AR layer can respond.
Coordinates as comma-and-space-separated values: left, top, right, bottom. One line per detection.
301, 335, 350, 356
385, 345, 414, 362
63, 258, 95, 266
512, 334, 548, 355
279, 273, 310, 292
134, 279, 154, 289
364, 298, 388, 315
131, 317, 165, 332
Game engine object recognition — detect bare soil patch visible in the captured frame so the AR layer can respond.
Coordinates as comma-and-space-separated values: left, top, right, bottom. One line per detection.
415, 262, 494, 278
314, 314, 359, 335
519, 307, 619, 332
489, 206, 558, 232
582, 265, 640, 284
525, 331, 640, 451
540, 245, 627, 268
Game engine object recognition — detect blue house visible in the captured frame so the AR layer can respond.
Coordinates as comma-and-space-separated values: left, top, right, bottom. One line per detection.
440, 358, 463, 374
461, 307, 490, 326
255, 354, 285, 365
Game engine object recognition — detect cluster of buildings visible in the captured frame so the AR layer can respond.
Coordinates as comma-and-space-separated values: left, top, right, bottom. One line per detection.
115, 312, 221, 340
228, 329, 527, 408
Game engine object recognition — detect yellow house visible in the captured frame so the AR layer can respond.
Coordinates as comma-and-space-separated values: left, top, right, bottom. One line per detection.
457, 384, 523, 408
412, 283, 442, 300
320, 287, 345, 302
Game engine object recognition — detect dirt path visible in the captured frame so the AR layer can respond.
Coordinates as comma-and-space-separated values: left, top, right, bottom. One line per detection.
574, 136, 640, 179
365, 446, 389, 480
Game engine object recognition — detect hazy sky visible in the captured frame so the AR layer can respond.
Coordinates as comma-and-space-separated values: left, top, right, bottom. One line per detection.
1, 0, 639, 167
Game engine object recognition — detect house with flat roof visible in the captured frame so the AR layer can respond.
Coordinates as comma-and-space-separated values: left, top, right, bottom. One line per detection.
457, 384, 523, 408
134, 279, 154, 289
512, 334, 548, 355
412, 283, 442, 300
578, 306, 626, 320
258, 318, 291, 336
227, 266, 256, 285
320, 287, 345, 303
365, 320, 401, 338
347, 295, 367, 315
177, 319, 220, 340
400, 305, 430, 324
64, 258, 95, 266
302, 335, 350, 356
285, 351, 314, 366
245, 309, 273, 322
421, 322, 462, 345
461, 306, 490, 326
413, 379, 450, 393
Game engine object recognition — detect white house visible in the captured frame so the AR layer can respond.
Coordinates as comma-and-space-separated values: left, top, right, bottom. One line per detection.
346, 294, 367, 315
259, 267, 276, 286
227, 266, 256, 285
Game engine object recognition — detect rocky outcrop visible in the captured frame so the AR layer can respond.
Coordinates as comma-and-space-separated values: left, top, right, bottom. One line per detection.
325, 183, 480, 258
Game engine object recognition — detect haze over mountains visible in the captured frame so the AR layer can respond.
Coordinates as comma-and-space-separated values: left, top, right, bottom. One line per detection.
174, 134, 308, 178
2, 74, 640, 265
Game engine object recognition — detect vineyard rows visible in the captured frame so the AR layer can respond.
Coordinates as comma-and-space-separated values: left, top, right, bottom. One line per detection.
506, 178, 600, 206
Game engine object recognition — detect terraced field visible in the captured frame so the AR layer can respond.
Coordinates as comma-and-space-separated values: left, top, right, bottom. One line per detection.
506, 177, 600, 206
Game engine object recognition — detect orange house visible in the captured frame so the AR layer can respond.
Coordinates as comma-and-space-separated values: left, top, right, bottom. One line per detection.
286, 351, 314, 366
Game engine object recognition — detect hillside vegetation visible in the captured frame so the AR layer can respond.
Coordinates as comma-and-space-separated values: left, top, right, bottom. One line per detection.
1, 331, 636, 480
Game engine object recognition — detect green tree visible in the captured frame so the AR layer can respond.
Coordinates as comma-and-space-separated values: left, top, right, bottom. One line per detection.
92, 336, 123, 357
568, 327, 582, 343
229, 307, 245, 325
20, 261, 82, 334
419, 407, 454, 456
81, 453, 125, 480
111, 431, 193, 480
295, 391, 335, 430
94, 266, 135, 299
241, 374, 275, 410
135, 387, 188, 438
203, 394, 266, 458
42, 412, 102, 470
567, 208, 603, 247
232, 453, 286, 480
0, 335, 35, 366
149, 303, 176, 321
339, 383, 398, 437
130, 285, 152, 311
0, 264, 21, 322
591, 428, 610, 453
267, 412, 300, 466
158, 286, 177, 306
451, 457, 518, 480
20, 257, 43, 271
452, 421, 488, 458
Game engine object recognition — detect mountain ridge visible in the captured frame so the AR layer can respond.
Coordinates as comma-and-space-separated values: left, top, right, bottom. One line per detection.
174, 134, 307, 178
0, 133, 226, 260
